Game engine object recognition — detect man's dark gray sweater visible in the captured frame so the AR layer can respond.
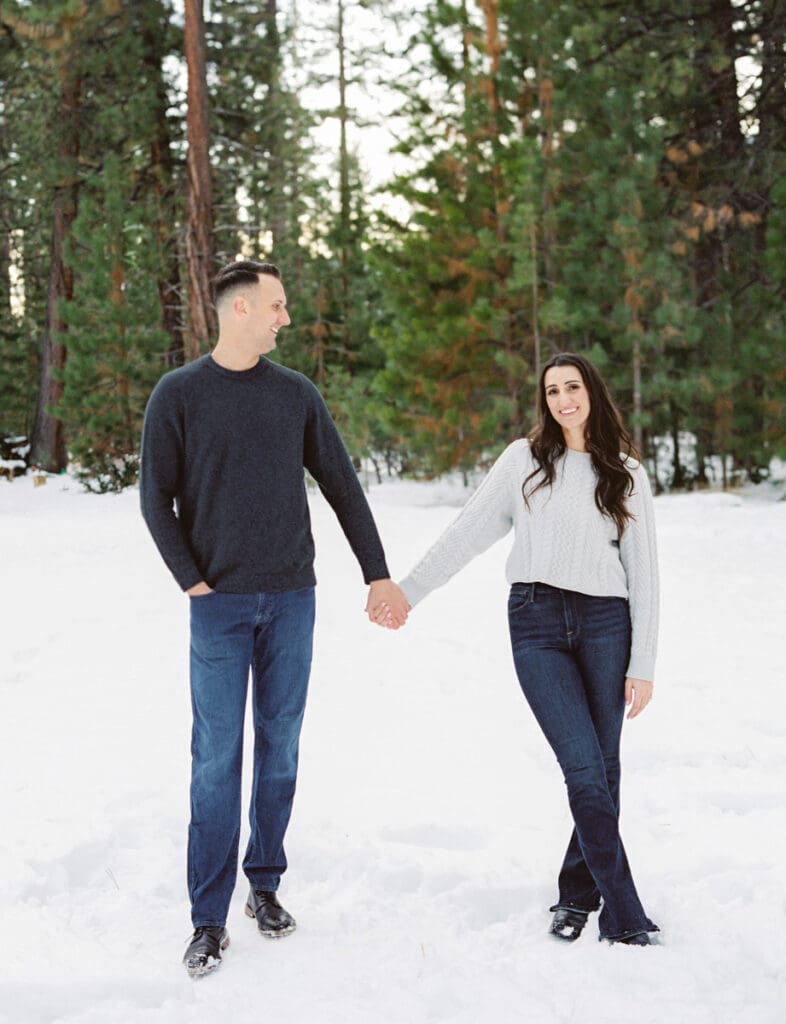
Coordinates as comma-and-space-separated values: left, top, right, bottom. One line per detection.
140, 354, 389, 592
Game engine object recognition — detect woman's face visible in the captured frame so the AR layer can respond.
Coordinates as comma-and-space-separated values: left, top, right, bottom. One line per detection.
544, 365, 591, 436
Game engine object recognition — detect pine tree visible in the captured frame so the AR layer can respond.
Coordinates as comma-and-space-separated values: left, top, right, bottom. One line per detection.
51, 1, 178, 489
205, 0, 393, 466
0, 12, 47, 446
206, 0, 319, 266
288, 0, 392, 464
142, 1, 187, 367
57, 155, 169, 490
5, 2, 98, 472
205, 0, 326, 379
184, 0, 216, 356
371, 0, 784, 484
373, 0, 547, 474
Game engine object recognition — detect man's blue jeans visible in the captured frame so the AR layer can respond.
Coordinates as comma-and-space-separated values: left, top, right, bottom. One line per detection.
508, 582, 658, 941
187, 587, 315, 928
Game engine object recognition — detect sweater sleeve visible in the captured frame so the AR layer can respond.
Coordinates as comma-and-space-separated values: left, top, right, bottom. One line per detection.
619, 463, 659, 681
139, 376, 204, 591
301, 379, 390, 584
399, 442, 518, 606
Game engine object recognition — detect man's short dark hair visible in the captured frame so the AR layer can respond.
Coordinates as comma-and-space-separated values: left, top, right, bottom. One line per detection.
213, 260, 281, 307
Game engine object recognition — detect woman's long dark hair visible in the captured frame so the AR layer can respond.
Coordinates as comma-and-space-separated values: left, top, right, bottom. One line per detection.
522, 353, 639, 536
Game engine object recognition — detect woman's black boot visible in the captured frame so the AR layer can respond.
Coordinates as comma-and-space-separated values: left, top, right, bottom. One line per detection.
609, 930, 652, 946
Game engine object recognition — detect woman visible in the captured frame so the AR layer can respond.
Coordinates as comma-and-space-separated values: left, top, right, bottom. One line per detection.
392, 353, 659, 945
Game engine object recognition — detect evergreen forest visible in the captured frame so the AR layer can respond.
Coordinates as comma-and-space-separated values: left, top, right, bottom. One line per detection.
1, 0, 784, 491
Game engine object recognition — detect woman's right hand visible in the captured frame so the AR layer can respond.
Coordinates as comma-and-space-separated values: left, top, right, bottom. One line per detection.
625, 677, 653, 719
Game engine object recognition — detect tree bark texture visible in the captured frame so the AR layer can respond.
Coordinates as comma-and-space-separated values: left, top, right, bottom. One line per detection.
690, 0, 742, 310
0, 114, 11, 321
264, 0, 288, 249
30, 66, 81, 472
337, 0, 351, 348
184, 0, 216, 360
144, 1, 186, 367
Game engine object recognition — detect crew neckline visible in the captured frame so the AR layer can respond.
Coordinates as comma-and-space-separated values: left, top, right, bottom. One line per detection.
206, 354, 271, 380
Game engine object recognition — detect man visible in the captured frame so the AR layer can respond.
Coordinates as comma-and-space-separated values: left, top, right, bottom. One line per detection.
140, 260, 409, 977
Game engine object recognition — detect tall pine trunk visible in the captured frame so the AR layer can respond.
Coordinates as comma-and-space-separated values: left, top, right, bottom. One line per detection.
264, 0, 288, 249
144, 1, 185, 367
337, 0, 351, 350
30, 64, 81, 472
184, 0, 215, 359
0, 113, 10, 323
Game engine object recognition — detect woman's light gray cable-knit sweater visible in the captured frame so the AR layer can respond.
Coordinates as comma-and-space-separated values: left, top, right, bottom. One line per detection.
399, 439, 659, 681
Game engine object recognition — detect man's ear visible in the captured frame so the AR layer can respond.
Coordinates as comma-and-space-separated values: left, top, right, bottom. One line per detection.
232, 293, 248, 318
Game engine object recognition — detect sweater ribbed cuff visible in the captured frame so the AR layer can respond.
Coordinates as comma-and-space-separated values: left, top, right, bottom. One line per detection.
625, 651, 656, 683
399, 575, 429, 608
363, 561, 391, 586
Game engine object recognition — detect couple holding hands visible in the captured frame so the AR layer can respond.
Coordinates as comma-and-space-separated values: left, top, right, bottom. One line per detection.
140, 261, 659, 977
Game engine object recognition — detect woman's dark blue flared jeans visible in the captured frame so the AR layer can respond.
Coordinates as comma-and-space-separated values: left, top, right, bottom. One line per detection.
508, 582, 657, 941
187, 587, 315, 928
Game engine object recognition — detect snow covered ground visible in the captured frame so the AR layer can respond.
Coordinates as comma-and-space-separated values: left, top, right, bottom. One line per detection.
1, 472, 785, 1024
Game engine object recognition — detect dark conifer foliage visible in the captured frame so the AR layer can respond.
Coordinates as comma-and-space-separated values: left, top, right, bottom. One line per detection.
372, 0, 785, 483
0, 0, 782, 489
0, 8, 47, 445
54, 0, 177, 488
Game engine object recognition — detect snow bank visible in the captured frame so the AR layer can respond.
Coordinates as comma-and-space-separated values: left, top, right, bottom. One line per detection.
1, 476, 784, 1023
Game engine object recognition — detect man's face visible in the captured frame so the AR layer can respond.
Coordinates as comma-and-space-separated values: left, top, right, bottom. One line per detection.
247, 273, 291, 354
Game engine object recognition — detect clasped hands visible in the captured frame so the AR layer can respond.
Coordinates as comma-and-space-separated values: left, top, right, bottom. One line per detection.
365, 579, 411, 630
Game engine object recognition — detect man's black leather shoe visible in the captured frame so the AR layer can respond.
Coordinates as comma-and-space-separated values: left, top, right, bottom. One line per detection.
183, 926, 229, 977
549, 907, 590, 942
245, 888, 296, 938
